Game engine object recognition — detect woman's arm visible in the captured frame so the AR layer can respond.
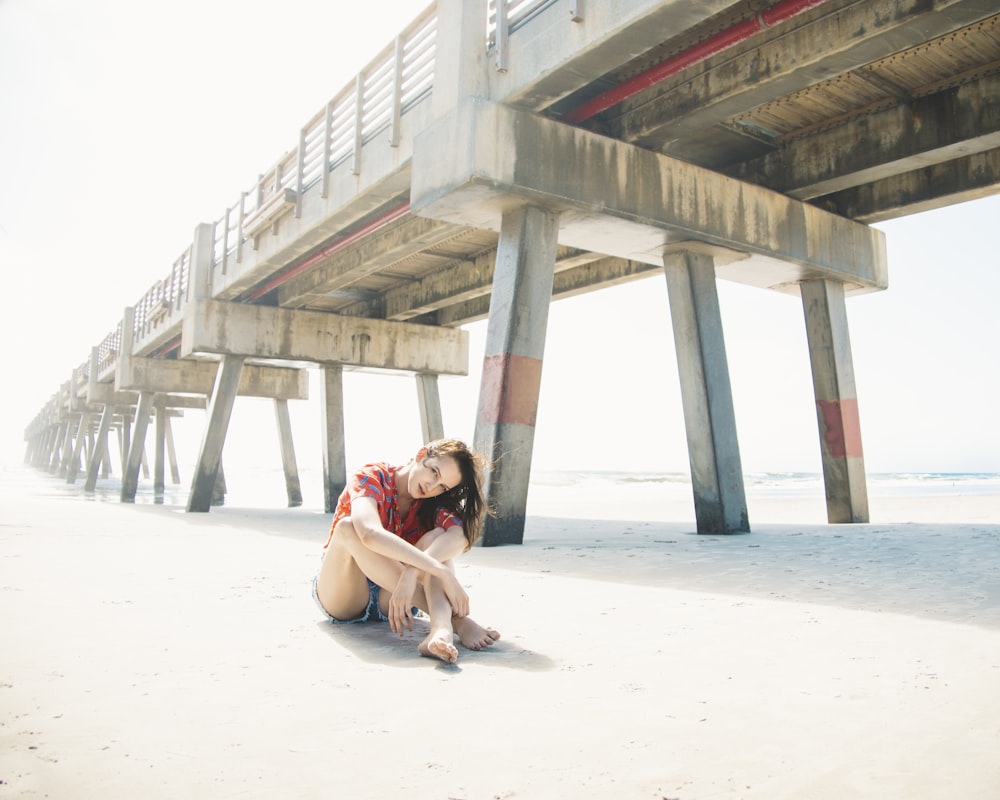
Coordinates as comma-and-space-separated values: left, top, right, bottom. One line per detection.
350, 498, 470, 618
349, 497, 449, 578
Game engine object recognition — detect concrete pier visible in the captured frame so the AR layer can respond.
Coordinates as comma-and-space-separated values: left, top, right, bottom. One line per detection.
664, 250, 749, 534
187, 357, 245, 512
801, 279, 870, 523
274, 399, 303, 508
320, 366, 347, 514
474, 205, 560, 546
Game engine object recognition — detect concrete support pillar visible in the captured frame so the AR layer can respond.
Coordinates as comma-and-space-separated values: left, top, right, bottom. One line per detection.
801, 279, 870, 523
116, 420, 126, 473
212, 460, 227, 506
57, 418, 77, 478
154, 407, 166, 498
41, 426, 59, 469
50, 421, 69, 474
84, 405, 115, 492
274, 398, 303, 508
416, 373, 444, 443
121, 393, 154, 502
320, 366, 347, 514
65, 412, 93, 484
663, 250, 749, 534
473, 205, 559, 546
187, 356, 244, 512
164, 416, 181, 484
29, 429, 47, 468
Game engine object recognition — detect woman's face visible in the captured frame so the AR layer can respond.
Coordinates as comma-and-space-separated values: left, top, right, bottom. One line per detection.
409, 454, 462, 500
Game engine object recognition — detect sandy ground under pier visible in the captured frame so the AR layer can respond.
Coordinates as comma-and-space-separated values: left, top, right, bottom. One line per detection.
1, 468, 998, 800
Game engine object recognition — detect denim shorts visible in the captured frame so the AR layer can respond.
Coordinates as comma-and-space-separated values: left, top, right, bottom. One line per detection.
312, 574, 388, 624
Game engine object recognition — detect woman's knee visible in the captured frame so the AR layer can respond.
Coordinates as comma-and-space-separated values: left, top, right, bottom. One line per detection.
329, 517, 361, 549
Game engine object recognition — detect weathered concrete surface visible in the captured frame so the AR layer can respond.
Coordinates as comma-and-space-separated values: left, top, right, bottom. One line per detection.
664, 250, 749, 534
209, 106, 432, 303
275, 215, 466, 309
410, 100, 888, 295
187, 356, 245, 513
474, 206, 559, 546
734, 70, 1000, 200
613, 0, 1000, 151
116, 357, 309, 400
415, 374, 444, 444
479, 0, 740, 111
180, 300, 469, 375
820, 147, 1000, 223
320, 366, 347, 514
801, 279, 870, 524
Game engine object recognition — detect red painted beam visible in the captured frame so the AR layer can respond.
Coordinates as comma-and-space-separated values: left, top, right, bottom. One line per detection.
563, 0, 831, 123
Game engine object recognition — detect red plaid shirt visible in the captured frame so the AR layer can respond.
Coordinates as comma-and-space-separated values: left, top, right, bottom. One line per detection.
325, 462, 462, 548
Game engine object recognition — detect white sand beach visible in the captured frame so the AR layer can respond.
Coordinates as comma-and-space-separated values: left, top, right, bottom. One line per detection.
1, 467, 998, 799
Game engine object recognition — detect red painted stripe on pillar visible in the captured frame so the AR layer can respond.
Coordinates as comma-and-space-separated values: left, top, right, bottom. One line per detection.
818, 398, 864, 459
479, 353, 543, 427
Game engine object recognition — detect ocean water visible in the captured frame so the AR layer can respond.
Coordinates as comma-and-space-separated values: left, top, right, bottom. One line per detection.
4, 462, 997, 524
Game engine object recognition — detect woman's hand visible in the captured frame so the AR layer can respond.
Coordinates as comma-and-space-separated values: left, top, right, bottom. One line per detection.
389, 568, 419, 635
439, 570, 470, 619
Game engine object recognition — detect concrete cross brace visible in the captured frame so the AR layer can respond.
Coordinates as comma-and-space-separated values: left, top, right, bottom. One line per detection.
180, 300, 469, 375
410, 100, 888, 296
117, 356, 309, 400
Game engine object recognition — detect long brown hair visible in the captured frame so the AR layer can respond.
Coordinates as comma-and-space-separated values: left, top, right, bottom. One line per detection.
415, 438, 489, 549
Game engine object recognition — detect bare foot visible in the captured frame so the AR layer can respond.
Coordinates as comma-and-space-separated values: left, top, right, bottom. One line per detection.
418, 630, 459, 664
454, 616, 500, 651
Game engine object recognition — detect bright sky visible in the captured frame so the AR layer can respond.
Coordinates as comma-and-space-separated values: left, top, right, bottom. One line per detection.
2, 0, 998, 481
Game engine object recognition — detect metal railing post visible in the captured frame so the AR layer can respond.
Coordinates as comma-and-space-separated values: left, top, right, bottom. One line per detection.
495, 1, 509, 73
222, 206, 230, 276
237, 191, 246, 263
390, 34, 404, 147
352, 73, 364, 175
322, 100, 333, 198
296, 128, 306, 217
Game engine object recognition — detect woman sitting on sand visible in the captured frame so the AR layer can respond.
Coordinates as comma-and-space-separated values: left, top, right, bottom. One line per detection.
313, 438, 499, 663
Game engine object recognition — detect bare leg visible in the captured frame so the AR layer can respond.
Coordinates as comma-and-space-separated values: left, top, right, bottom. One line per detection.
316, 518, 414, 620
406, 528, 501, 656
417, 573, 459, 664
319, 519, 497, 661
315, 522, 379, 621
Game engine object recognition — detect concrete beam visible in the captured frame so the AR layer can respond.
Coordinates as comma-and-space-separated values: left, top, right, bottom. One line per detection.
117, 357, 309, 400
276, 215, 467, 308
817, 148, 1000, 223
362, 245, 597, 321
479, 0, 738, 111
181, 300, 469, 375
86, 383, 139, 406
731, 71, 1000, 200
411, 101, 887, 295
611, 0, 999, 149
